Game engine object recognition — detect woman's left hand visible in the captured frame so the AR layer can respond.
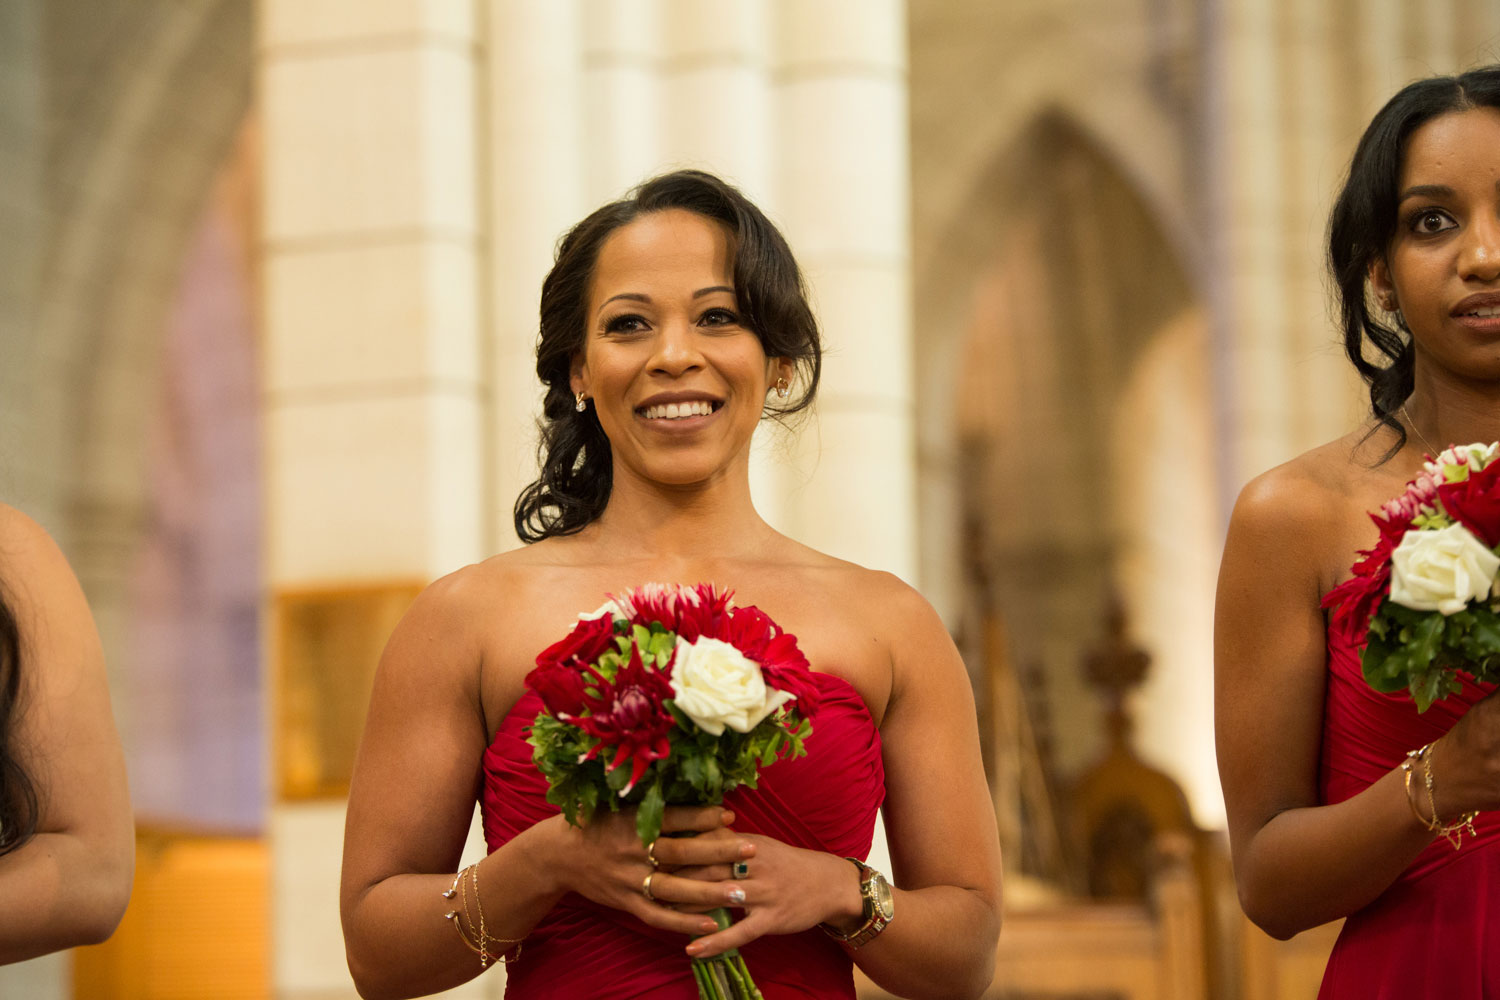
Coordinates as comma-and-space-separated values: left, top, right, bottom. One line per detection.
669, 833, 864, 958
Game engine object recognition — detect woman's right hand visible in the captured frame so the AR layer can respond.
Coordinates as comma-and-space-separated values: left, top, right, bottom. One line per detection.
545, 804, 756, 937
1430, 688, 1500, 818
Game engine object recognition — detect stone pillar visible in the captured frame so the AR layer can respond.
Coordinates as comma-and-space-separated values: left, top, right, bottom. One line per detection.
486, 0, 586, 550
582, 0, 663, 202
773, 0, 916, 583
259, 2, 487, 995
1216, 0, 1292, 487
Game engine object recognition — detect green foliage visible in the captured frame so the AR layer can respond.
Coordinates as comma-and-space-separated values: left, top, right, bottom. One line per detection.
1363, 599, 1500, 712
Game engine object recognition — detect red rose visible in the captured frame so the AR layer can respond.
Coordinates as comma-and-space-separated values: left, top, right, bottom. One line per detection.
1437, 460, 1500, 547
576, 646, 676, 795
525, 662, 589, 717
536, 614, 617, 672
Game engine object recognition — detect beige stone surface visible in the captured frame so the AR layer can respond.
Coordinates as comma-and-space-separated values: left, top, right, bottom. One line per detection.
262, 45, 477, 241
775, 0, 906, 71
260, 0, 476, 50
265, 241, 481, 393
790, 407, 916, 581
776, 76, 909, 261
803, 260, 913, 407
266, 392, 484, 584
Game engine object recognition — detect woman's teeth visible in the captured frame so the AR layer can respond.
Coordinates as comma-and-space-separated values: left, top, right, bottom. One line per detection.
641, 400, 715, 420
1463, 307, 1500, 318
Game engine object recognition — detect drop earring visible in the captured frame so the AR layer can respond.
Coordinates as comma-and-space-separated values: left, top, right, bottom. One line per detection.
775, 378, 790, 400
575, 392, 587, 412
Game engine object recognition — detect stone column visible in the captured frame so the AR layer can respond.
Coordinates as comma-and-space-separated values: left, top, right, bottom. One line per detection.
259, 2, 487, 995
581, 0, 663, 203
486, 0, 586, 549
1216, 0, 1292, 486
773, 0, 915, 583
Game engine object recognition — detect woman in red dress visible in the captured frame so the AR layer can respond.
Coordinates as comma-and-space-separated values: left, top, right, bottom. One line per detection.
339, 171, 1003, 998
1217, 66, 1500, 996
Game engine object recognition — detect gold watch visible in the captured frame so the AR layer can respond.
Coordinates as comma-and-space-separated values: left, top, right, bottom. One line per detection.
821, 857, 894, 948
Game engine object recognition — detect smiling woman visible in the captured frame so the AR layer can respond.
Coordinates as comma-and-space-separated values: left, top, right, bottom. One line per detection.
516, 172, 821, 542
1217, 65, 1500, 998
339, 170, 1003, 1000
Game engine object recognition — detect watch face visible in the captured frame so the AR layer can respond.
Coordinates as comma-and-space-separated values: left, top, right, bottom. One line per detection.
873, 874, 895, 920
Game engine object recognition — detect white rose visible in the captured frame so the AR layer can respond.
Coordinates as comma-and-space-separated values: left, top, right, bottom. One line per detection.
669, 637, 793, 736
1390, 523, 1500, 615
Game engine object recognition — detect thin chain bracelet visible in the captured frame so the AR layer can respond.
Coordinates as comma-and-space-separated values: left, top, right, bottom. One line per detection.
1403, 743, 1480, 850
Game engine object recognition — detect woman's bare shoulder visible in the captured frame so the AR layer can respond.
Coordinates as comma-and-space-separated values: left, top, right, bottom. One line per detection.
0, 506, 86, 614
1232, 433, 1375, 534
776, 540, 939, 633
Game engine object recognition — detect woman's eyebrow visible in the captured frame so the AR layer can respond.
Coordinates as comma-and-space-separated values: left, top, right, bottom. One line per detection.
1398, 183, 1456, 203
596, 292, 651, 316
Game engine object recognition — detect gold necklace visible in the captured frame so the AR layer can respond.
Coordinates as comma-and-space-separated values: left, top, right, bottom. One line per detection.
1401, 403, 1441, 458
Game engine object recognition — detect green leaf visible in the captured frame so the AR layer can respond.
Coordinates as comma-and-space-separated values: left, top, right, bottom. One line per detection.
636, 778, 665, 847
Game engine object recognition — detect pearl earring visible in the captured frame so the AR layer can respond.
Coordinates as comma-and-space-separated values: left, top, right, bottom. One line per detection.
774, 378, 790, 400
575, 392, 587, 412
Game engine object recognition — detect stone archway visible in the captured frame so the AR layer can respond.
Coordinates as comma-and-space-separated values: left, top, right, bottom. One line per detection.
7, 0, 254, 730
938, 112, 1219, 872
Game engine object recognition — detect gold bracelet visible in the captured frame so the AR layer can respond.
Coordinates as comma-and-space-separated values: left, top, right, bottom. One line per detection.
441, 862, 525, 965
1401, 752, 1431, 827
1422, 742, 1480, 850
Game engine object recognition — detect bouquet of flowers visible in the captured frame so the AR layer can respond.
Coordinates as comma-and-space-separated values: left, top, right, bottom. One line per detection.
525, 583, 819, 1000
1325, 442, 1500, 711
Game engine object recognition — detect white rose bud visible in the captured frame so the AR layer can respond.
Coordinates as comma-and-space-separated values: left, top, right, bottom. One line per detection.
1390, 523, 1500, 615
670, 637, 794, 736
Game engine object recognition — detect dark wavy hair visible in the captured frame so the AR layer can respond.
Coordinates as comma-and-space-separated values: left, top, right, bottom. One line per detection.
0, 588, 38, 855
514, 170, 823, 542
1328, 64, 1500, 454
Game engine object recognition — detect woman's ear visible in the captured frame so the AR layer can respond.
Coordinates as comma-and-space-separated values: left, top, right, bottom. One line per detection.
1369, 256, 1398, 314
767, 357, 793, 395
569, 352, 588, 398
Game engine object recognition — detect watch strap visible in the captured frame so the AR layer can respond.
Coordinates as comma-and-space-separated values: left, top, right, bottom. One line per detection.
821, 857, 892, 948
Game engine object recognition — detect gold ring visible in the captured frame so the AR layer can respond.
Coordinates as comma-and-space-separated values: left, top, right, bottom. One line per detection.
647, 840, 660, 869
642, 872, 656, 901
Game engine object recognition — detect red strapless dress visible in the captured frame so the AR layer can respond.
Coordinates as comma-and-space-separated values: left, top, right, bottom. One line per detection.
479, 672, 884, 999
1317, 622, 1500, 997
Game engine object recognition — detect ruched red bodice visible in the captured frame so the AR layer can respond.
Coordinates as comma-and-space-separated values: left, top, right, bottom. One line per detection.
1317, 621, 1500, 998
480, 671, 884, 999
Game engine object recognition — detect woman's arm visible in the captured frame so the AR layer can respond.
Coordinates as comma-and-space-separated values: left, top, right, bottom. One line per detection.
339, 571, 749, 1000
1216, 472, 1443, 939
687, 578, 1003, 1000
0, 507, 134, 963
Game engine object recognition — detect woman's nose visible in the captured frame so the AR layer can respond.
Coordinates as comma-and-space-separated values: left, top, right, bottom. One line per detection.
1459, 214, 1500, 283
649, 319, 703, 375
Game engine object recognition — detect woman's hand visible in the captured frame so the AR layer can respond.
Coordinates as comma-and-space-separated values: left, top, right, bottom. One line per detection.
1429, 688, 1500, 818
547, 805, 757, 938
666, 833, 864, 959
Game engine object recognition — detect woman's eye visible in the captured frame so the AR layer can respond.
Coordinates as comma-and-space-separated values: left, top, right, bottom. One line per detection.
604, 314, 649, 334
699, 308, 740, 327
1409, 209, 1457, 235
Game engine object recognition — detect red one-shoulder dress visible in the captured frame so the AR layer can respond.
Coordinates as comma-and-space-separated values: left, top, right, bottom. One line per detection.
1316, 620, 1500, 997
